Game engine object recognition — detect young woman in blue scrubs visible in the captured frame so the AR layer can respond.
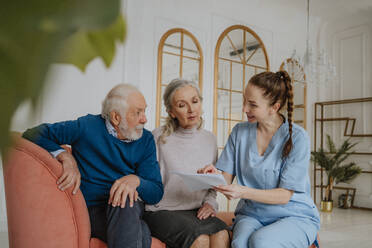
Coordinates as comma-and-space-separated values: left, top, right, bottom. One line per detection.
199, 71, 320, 247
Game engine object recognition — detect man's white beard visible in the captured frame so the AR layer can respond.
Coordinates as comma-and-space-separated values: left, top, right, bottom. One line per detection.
118, 120, 144, 141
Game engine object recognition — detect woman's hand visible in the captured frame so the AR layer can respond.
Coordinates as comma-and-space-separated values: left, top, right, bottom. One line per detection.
197, 164, 220, 174
197, 202, 216, 220
214, 184, 246, 200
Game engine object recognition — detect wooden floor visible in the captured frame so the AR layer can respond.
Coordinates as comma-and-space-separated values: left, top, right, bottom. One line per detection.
318, 207, 372, 248
1, 206, 372, 248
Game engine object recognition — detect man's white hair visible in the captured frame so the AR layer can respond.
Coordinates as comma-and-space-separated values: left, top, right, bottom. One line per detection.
101, 83, 140, 120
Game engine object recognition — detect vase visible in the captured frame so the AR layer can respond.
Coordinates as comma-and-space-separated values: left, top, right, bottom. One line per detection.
320, 200, 333, 212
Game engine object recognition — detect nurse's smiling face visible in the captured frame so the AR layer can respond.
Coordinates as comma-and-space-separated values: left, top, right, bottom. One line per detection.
243, 83, 278, 123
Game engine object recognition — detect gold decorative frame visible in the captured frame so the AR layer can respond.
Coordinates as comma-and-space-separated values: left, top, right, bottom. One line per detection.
213, 25, 270, 212
156, 28, 203, 128
280, 58, 307, 129
213, 25, 270, 152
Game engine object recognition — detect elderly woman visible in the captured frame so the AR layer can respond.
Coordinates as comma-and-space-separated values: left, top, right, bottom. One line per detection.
144, 79, 229, 248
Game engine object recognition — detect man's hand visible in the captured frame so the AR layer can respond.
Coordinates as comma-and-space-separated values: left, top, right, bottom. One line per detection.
56, 151, 81, 194
109, 175, 140, 208
197, 164, 220, 174
197, 202, 216, 220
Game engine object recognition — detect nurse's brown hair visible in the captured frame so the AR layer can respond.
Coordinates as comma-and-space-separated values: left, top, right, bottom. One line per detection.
248, 71, 293, 158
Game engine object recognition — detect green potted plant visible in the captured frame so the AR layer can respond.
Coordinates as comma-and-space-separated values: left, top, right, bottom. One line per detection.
311, 135, 362, 212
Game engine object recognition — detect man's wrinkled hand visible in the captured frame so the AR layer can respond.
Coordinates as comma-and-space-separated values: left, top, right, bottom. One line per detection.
109, 175, 140, 208
56, 151, 81, 194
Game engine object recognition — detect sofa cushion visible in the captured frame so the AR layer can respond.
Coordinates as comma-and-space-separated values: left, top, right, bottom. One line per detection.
89, 237, 166, 248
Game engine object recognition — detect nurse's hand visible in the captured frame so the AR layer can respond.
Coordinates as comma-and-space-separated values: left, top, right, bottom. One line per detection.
214, 184, 245, 200
197, 164, 220, 174
197, 202, 216, 220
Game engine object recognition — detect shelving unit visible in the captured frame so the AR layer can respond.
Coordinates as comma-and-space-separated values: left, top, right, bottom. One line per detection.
313, 97, 372, 210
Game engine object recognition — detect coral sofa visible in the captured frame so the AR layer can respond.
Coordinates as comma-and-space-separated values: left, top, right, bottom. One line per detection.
2, 136, 233, 248
3, 136, 318, 248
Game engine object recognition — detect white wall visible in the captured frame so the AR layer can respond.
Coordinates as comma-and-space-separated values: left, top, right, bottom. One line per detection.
121, 0, 317, 210
4, 0, 364, 231
125, 0, 312, 132
314, 12, 372, 207
0, 0, 315, 230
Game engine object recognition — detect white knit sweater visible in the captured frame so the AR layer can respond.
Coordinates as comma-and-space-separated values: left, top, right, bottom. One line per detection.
146, 126, 218, 212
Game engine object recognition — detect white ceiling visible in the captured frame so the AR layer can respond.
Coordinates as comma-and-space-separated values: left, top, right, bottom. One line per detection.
307, 0, 372, 22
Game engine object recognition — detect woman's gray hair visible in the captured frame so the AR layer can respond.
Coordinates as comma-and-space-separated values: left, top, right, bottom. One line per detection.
160, 78, 203, 143
101, 83, 139, 120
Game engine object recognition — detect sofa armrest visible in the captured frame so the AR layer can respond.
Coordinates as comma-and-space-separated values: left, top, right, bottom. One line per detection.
3, 137, 91, 248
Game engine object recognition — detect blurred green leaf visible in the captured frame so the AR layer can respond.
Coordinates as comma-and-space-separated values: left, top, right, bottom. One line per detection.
0, 0, 125, 152
56, 14, 126, 71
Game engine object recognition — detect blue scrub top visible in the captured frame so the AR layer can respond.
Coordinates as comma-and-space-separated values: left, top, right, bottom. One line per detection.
216, 120, 320, 227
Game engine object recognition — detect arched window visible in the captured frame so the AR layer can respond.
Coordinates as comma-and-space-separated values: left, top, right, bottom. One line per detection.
156, 28, 203, 127
280, 58, 307, 129
214, 25, 270, 212
214, 25, 270, 155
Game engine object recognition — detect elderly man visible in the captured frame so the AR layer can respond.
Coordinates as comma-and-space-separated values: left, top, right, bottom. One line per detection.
22, 84, 163, 248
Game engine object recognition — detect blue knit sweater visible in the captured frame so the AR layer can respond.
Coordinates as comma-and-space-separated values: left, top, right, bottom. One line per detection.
23, 114, 163, 206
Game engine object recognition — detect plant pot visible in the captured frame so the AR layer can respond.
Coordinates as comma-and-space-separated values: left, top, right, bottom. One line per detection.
320, 200, 333, 212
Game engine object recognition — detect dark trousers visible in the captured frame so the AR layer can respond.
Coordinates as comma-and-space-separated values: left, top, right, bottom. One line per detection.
88, 201, 152, 248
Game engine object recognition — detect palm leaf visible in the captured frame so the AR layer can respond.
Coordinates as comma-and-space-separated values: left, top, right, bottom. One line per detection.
337, 162, 362, 183
326, 134, 336, 153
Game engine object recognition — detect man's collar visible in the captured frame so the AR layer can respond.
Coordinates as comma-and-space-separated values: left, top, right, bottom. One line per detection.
105, 119, 134, 143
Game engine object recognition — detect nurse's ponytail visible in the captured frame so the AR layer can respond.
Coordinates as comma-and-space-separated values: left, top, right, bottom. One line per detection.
277, 71, 293, 158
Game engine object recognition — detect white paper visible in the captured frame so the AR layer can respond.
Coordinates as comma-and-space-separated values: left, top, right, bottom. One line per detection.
172, 172, 227, 192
